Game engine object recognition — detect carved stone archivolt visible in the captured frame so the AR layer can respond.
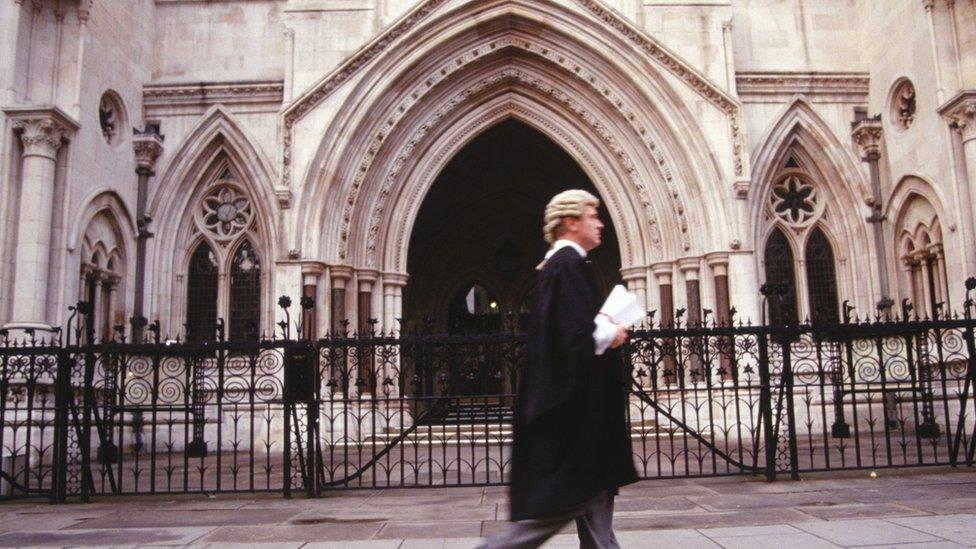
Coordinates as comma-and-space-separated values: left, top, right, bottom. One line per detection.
282, 0, 745, 202
333, 37, 698, 265
356, 65, 665, 268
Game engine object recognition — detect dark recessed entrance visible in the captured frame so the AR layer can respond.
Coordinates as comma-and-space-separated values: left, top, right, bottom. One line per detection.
405, 119, 622, 334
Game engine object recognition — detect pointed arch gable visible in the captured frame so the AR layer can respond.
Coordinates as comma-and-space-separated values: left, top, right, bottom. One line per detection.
149, 105, 278, 242
68, 189, 137, 255
291, 0, 738, 268
751, 97, 871, 215
885, 174, 952, 232
147, 107, 277, 335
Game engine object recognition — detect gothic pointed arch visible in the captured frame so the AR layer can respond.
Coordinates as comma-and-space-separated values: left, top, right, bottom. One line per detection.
887, 175, 950, 317
71, 191, 135, 341
751, 97, 873, 314
148, 106, 276, 336
288, 0, 740, 272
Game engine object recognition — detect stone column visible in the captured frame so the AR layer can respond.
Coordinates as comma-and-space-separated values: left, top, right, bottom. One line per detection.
4, 108, 77, 331
923, 0, 946, 104
706, 253, 733, 381
851, 115, 894, 315
107, 274, 121, 339
651, 263, 674, 328
382, 273, 409, 335
678, 258, 702, 327
942, 94, 976, 273
356, 270, 379, 396
620, 266, 648, 326
300, 263, 324, 340
130, 127, 164, 342
705, 253, 731, 326
91, 273, 105, 341
330, 266, 352, 334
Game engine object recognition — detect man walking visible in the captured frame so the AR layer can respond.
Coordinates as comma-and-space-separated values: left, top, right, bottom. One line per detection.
481, 189, 638, 548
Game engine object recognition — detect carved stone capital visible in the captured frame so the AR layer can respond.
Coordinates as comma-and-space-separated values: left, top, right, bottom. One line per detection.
851, 115, 884, 160
940, 91, 976, 143
382, 272, 410, 288
132, 132, 164, 172
5, 107, 79, 160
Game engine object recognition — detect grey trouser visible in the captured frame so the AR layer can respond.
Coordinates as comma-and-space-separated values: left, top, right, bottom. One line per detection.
478, 490, 620, 549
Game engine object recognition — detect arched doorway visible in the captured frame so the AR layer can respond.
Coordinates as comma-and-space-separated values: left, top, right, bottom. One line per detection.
404, 119, 622, 335
401, 119, 622, 403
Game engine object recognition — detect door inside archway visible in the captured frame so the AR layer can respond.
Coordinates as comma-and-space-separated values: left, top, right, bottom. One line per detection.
403, 119, 622, 397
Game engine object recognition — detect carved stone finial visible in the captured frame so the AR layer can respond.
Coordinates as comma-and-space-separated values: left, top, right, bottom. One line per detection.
941, 92, 976, 143
851, 115, 884, 160
133, 130, 164, 172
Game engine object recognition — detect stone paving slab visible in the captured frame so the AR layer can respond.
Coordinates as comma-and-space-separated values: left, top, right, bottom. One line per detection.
794, 518, 944, 546
1, 467, 975, 547
889, 515, 976, 546
0, 526, 215, 547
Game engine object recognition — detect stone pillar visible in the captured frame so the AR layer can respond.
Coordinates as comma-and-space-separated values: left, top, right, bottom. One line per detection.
851, 115, 894, 315
107, 274, 121, 339
382, 273, 409, 335
651, 262, 674, 328
330, 266, 352, 334
942, 94, 976, 277
300, 263, 324, 340
4, 108, 77, 331
357, 270, 379, 335
92, 274, 105, 341
923, 0, 946, 104
705, 253, 731, 326
620, 266, 648, 326
130, 127, 164, 342
706, 252, 733, 381
678, 258, 702, 327
356, 270, 378, 395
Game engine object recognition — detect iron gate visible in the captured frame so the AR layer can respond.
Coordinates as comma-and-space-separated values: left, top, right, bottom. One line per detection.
2, 285, 976, 501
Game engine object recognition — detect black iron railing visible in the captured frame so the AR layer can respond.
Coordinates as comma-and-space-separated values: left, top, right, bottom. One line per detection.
2, 281, 976, 501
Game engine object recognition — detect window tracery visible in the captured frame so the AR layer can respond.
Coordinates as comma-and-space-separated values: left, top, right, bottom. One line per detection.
762, 163, 839, 323
182, 164, 264, 341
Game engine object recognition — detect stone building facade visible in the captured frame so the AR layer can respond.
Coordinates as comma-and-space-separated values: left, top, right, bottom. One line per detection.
0, 0, 974, 340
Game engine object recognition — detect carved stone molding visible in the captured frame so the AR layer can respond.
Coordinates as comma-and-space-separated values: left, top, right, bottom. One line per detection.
334, 37, 697, 265
4, 107, 79, 159
143, 81, 284, 115
351, 63, 683, 269
940, 90, 976, 143
851, 115, 884, 160
736, 71, 870, 101
133, 131, 165, 171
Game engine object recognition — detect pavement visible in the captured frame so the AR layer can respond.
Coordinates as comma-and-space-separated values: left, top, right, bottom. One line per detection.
2, 467, 976, 548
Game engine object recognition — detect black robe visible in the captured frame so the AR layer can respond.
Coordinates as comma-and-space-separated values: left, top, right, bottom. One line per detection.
510, 246, 638, 521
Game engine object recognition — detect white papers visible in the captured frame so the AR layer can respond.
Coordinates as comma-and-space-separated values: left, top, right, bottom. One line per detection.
599, 285, 645, 327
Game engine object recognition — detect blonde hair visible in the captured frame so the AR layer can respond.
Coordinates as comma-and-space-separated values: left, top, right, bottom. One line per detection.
542, 189, 600, 245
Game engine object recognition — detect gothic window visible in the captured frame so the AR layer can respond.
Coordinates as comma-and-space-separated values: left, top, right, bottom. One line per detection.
79, 210, 126, 342
186, 242, 219, 342
229, 240, 261, 341
181, 163, 265, 340
804, 228, 839, 323
763, 228, 798, 325
896, 194, 948, 319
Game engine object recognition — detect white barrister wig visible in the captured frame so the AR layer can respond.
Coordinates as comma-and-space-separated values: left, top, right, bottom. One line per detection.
542, 189, 600, 244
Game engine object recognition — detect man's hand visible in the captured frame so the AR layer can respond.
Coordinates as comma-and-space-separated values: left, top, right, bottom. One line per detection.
610, 324, 628, 349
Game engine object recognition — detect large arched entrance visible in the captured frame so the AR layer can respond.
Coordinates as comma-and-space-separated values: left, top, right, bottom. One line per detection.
404, 119, 622, 334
